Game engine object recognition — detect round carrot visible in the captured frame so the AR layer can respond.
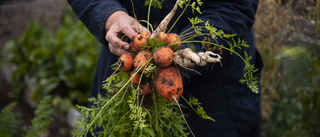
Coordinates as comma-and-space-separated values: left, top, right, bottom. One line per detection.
133, 31, 150, 52
154, 66, 183, 102
133, 50, 153, 72
140, 31, 151, 37
153, 47, 174, 67
129, 71, 140, 85
128, 43, 137, 54
157, 32, 168, 42
118, 53, 134, 72
139, 82, 152, 95
166, 33, 182, 51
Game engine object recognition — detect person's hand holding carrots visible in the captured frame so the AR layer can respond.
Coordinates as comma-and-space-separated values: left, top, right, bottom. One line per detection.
105, 11, 149, 56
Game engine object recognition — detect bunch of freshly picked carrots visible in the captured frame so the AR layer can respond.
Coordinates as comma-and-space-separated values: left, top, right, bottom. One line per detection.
113, 27, 200, 136
118, 30, 184, 102
74, 0, 259, 136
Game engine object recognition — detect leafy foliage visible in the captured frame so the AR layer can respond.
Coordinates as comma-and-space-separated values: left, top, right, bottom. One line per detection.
145, 0, 164, 9
0, 97, 55, 137
2, 12, 100, 109
239, 52, 259, 93
179, 0, 203, 14
227, 38, 249, 55
27, 95, 55, 136
256, 0, 320, 136
183, 96, 215, 122
73, 68, 191, 136
183, 17, 260, 93
0, 102, 22, 137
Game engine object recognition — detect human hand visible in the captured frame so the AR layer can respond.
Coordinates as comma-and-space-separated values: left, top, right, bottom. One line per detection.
105, 11, 149, 56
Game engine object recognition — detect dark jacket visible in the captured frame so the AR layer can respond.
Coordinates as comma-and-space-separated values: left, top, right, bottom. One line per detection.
68, 0, 263, 136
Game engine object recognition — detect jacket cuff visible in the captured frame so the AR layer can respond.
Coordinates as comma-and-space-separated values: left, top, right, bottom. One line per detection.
90, 2, 127, 46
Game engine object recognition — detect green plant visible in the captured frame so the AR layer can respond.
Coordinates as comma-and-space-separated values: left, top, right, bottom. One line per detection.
74, 68, 213, 137
2, 11, 100, 110
256, 0, 320, 136
26, 95, 55, 137
0, 102, 22, 137
284, 0, 320, 136
0, 96, 55, 137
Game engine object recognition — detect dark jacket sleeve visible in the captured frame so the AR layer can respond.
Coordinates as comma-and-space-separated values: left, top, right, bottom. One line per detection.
67, 0, 128, 46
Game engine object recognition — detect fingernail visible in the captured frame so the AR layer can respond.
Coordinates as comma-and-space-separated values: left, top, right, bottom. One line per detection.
124, 45, 130, 50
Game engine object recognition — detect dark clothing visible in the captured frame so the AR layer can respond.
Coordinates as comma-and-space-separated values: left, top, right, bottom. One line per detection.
68, 0, 263, 136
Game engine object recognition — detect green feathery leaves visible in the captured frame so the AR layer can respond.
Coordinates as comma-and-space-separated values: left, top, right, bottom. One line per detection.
0, 102, 22, 137
145, 0, 164, 9
183, 96, 215, 122
239, 52, 260, 94
27, 95, 54, 137
184, 17, 260, 94
179, 0, 202, 14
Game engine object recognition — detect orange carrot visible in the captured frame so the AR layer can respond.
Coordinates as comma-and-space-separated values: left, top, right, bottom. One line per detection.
154, 66, 183, 102
139, 82, 152, 95
129, 71, 140, 85
153, 47, 174, 67
133, 50, 153, 72
140, 31, 151, 37
166, 33, 182, 51
118, 53, 134, 72
133, 34, 148, 52
157, 32, 168, 42
128, 43, 137, 54
133, 31, 150, 52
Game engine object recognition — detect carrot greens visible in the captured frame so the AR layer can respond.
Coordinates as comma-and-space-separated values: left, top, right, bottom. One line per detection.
73, 0, 260, 136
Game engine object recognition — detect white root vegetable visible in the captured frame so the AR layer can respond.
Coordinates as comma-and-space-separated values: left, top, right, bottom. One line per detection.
181, 48, 201, 65
174, 52, 196, 68
197, 51, 222, 66
148, 0, 222, 68
150, 0, 180, 38
174, 48, 222, 67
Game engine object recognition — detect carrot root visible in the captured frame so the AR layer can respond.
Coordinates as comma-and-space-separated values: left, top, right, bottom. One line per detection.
173, 97, 195, 137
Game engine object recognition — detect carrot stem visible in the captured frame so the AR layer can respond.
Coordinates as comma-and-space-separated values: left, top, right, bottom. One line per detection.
167, 0, 191, 34
85, 57, 151, 135
138, 20, 154, 32
147, 0, 153, 31
152, 90, 159, 132
173, 97, 195, 137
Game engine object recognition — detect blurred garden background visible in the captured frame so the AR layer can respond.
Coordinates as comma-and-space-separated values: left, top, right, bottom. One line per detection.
0, 0, 319, 136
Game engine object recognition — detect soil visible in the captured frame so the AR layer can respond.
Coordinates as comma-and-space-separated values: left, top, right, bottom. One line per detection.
0, 0, 72, 136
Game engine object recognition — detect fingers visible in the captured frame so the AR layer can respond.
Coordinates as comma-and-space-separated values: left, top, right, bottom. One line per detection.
120, 23, 139, 40
108, 43, 128, 56
106, 31, 130, 56
140, 26, 150, 34
120, 22, 149, 40
132, 24, 150, 36
105, 13, 150, 56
